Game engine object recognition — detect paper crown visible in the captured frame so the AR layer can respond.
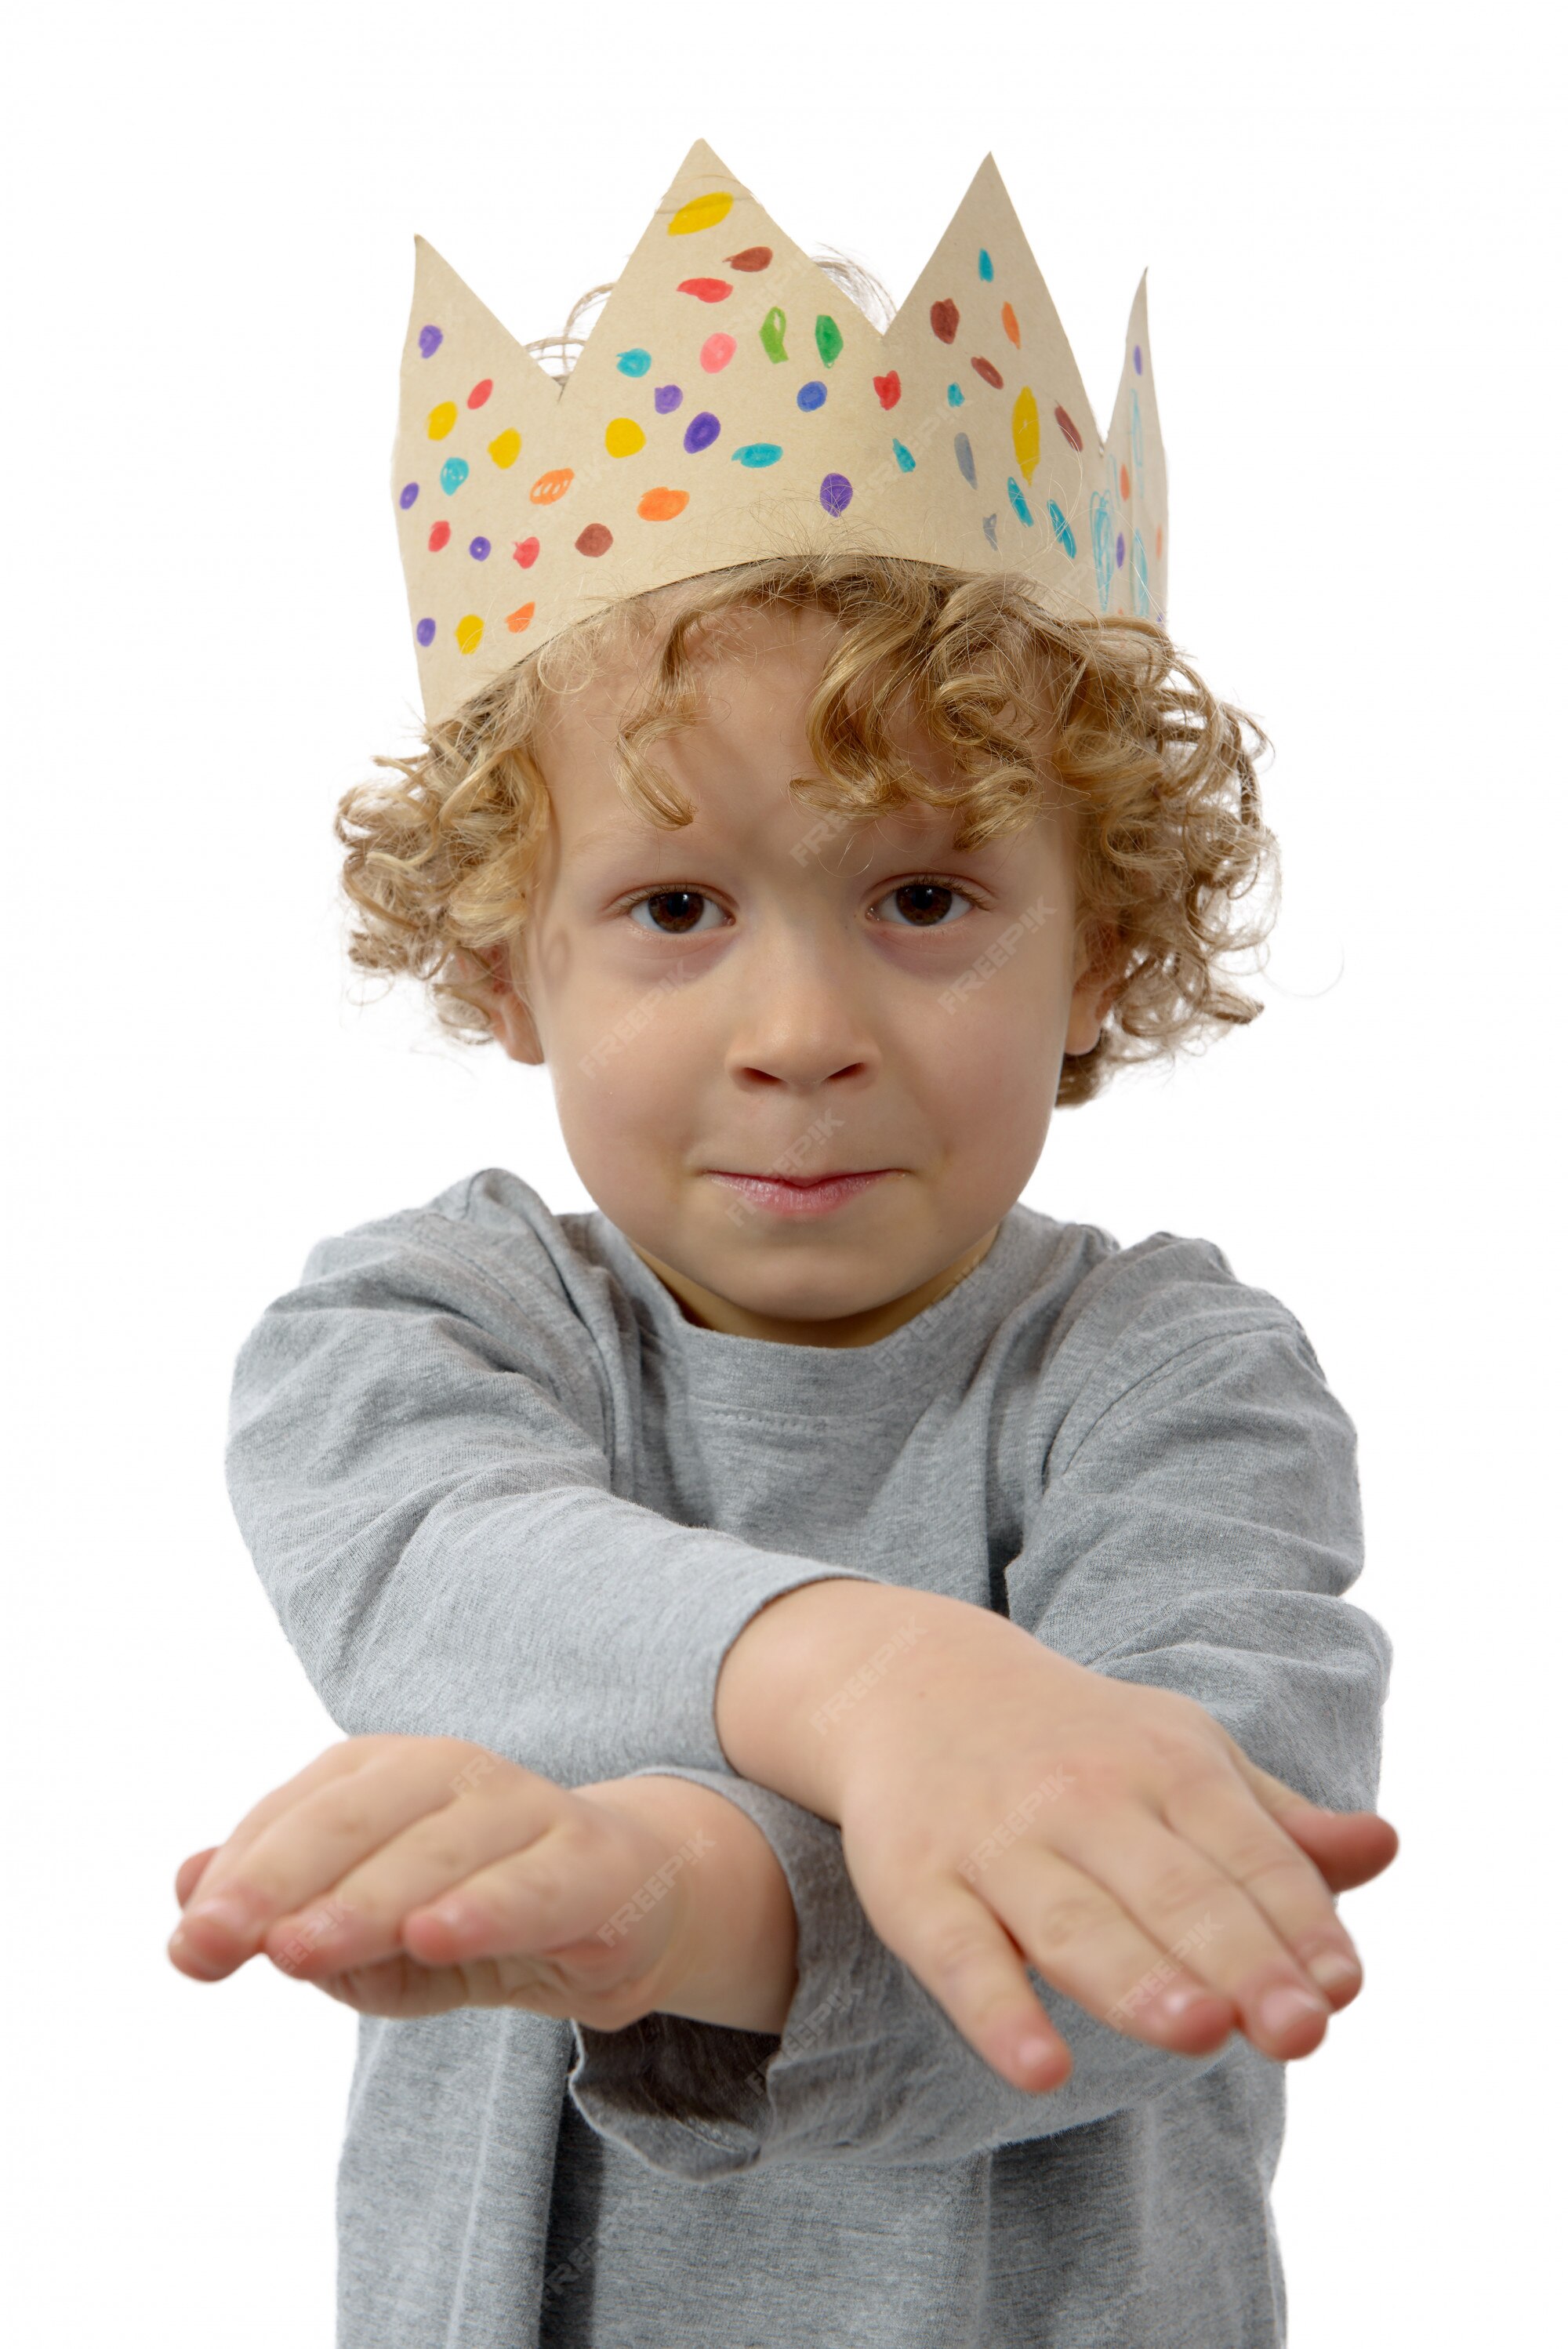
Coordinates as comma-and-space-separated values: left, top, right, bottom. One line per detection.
394, 141, 1167, 727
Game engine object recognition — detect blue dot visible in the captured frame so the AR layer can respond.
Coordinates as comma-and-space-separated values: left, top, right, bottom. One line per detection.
982, 514, 999, 549
978, 248, 994, 282
654, 383, 684, 414
616, 348, 652, 376
733, 442, 782, 467
418, 325, 443, 359
1007, 477, 1034, 526
820, 472, 853, 515
440, 456, 470, 495
947, 383, 964, 406
470, 536, 492, 560
892, 439, 915, 473
684, 411, 721, 454
398, 481, 419, 510
797, 380, 827, 411
1047, 501, 1077, 557
416, 617, 436, 646
953, 434, 976, 488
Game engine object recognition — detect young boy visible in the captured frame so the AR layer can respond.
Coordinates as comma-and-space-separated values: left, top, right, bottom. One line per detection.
168, 147, 1396, 2347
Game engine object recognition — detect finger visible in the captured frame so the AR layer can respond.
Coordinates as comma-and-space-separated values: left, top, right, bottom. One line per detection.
173, 1848, 220, 1908
172, 1740, 489, 1978
1263, 1802, 1399, 1894
1162, 1769, 1367, 2010
980, 1846, 1236, 2053
856, 1871, 1076, 2094
172, 1737, 402, 1931
1060, 1809, 1332, 2060
263, 1771, 571, 1982
397, 1807, 681, 1991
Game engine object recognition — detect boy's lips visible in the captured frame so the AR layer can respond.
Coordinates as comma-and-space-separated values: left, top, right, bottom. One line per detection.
705, 1168, 900, 1218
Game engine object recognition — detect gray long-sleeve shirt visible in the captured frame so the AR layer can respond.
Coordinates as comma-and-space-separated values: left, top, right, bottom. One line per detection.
224, 1165, 1392, 2348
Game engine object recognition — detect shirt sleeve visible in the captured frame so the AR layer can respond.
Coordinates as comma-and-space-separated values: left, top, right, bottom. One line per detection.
223, 1198, 882, 1786
567, 1293, 1394, 2176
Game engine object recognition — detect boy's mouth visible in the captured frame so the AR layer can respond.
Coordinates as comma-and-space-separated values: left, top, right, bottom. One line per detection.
706, 1170, 898, 1218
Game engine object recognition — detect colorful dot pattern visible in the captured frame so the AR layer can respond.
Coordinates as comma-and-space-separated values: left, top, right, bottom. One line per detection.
395, 147, 1167, 706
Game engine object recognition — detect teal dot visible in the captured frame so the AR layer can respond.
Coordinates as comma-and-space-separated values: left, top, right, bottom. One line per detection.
440, 456, 470, 495
892, 439, 915, 472
1007, 477, 1034, 526
947, 383, 964, 406
978, 248, 994, 281
732, 442, 783, 467
616, 348, 652, 376
1047, 500, 1077, 557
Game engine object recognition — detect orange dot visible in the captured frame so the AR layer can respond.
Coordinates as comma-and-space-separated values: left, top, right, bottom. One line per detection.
1156, 525, 1163, 557
529, 468, 575, 504
1120, 463, 1131, 500
637, 487, 690, 521
506, 602, 536, 634
1000, 302, 1020, 347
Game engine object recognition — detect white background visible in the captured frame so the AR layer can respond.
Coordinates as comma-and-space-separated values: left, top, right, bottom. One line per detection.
5, 2, 1559, 2339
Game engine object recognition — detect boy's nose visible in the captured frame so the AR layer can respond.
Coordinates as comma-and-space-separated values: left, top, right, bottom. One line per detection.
720, 926, 878, 1092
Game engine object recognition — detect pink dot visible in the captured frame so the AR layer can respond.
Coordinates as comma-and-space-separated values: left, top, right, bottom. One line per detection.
699, 332, 737, 374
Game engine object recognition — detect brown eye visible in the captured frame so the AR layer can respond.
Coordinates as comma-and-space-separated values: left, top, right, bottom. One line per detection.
628, 889, 723, 935
875, 880, 974, 928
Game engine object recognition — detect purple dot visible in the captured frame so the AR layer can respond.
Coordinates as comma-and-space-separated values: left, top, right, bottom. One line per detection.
1116, 532, 1125, 568
684, 411, 720, 454
399, 481, 419, 510
419, 325, 444, 359
820, 472, 853, 517
469, 536, 492, 560
654, 383, 684, 415
415, 618, 436, 647
1133, 343, 1143, 375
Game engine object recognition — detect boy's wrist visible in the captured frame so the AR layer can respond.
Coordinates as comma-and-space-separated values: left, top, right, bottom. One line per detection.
579, 1774, 798, 2036
715, 1579, 1050, 1821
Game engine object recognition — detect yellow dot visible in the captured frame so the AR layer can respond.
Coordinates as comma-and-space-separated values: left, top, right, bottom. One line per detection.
668, 191, 734, 237
427, 401, 459, 441
488, 427, 521, 468
1011, 387, 1040, 484
456, 614, 484, 655
604, 416, 647, 459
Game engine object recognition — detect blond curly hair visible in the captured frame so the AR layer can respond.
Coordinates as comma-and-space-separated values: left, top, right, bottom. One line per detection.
336, 548, 1276, 1109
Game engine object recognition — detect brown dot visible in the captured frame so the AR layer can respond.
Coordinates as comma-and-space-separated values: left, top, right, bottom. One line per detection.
575, 523, 613, 557
1054, 404, 1083, 452
971, 356, 1003, 388
930, 298, 960, 343
726, 245, 773, 271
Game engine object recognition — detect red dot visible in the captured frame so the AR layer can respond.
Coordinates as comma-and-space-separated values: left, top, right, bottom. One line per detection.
513, 536, 540, 568
428, 521, 451, 551
677, 278, 731, 303
873, 371, 902, 410
467, 379, 493, 408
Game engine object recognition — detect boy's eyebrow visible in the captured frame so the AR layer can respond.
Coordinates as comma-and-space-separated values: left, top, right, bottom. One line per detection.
566, 818, 670, 863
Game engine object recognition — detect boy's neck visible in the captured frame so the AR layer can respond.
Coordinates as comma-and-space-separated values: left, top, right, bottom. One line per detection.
627, 1224, 1003, 1349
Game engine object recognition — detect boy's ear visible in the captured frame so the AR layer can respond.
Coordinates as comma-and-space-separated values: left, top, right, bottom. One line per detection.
1064, 928, 1126, 1058
477, 943, 545, 1066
